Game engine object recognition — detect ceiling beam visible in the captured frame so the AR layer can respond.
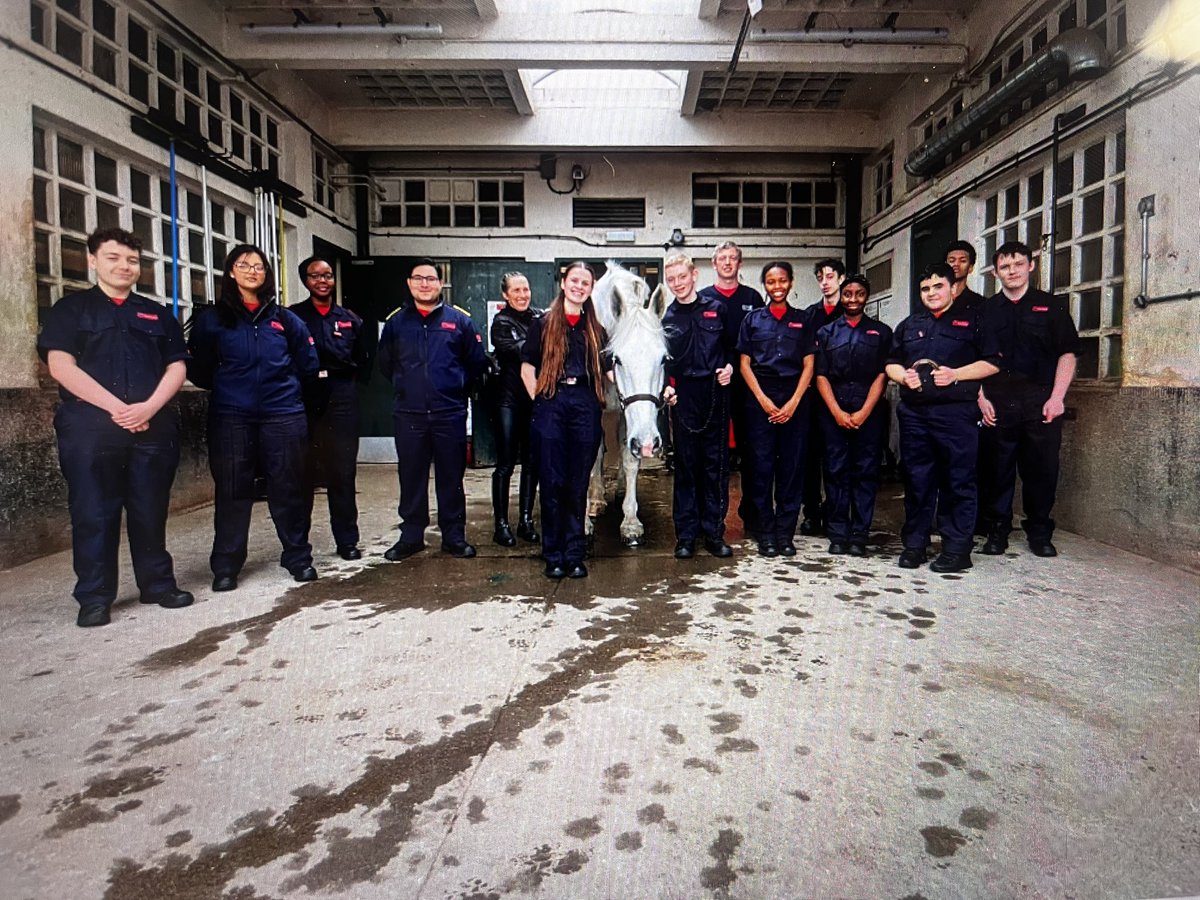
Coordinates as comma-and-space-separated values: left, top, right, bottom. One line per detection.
697, 0, 721, 20
324, 105, 881, 152
472, 0, 499, 19
681, 70, 704, 116
224, 35, 965, 73
503, 69, 535, 115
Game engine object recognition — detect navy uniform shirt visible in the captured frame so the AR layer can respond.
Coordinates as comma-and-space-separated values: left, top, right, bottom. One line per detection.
291, 299, 368, 379
698, 283, 764, 343
378, 302, 488, 415
187, 300, 320, 417
38, 285, 189, 416
662, 294, 734, 380
888, 305, 1000, 405
954, 287, 987, 313
815, 315, 893, 408
802, 298, 843, 336
737, 305, 817, 379
520, 307, 611, 383
980, 288, 1080, 385
491, 304, 542, 406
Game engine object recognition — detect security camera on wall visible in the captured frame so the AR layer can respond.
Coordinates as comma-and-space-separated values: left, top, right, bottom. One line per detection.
571, 165, 585, 182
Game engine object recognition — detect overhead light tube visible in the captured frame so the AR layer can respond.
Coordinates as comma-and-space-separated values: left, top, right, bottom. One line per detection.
749, 28, 949, 43
242, 23, 443, 37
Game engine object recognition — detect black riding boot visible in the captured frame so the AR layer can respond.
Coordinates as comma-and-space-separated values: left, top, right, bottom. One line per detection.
492, 470, 516, 546
516, 465, 540, 543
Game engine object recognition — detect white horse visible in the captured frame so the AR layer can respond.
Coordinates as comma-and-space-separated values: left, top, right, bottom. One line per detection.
587, 261, 671, 546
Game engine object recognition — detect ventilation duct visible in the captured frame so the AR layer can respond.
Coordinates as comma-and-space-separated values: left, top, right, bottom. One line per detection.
904, 28, 1109, 178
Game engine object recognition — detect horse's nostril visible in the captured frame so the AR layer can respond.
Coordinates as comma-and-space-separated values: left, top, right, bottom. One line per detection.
629, 439, 640, 455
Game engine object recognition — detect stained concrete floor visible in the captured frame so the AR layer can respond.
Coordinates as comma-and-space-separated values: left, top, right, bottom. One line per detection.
0, 462, 1197, 900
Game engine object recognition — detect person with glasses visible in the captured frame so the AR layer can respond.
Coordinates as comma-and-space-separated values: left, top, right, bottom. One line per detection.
488, 271, 542, 547
520, 262, 610, 579
292, 256, 369, 561
38, 227, 194, 627
377, 259, 488, 561
187, 244, 321, 591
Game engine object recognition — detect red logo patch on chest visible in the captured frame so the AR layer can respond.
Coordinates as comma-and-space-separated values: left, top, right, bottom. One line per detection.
952, 320, 970, 327
269, 320, 285, 331
866, 329, 880, 336
136, 312, 159, 321
1031, 306, 1049, 312
787, 322, 804, 329
337, 320, 352, 328
703, 310, 719, 319
440, 322, 457, 331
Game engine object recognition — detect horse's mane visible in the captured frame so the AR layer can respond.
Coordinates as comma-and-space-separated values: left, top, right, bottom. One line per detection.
596, 264, 668, 355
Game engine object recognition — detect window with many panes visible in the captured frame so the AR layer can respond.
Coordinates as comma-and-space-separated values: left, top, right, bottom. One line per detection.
976, 127, 1125, 380
692, 177, 840, 230
912, 0, 1127, 165
376, 177, 525, 228
29, 1, 280, 175
870, 149, 894, 217
32, 120, 248, 325
313, 146, 345, 217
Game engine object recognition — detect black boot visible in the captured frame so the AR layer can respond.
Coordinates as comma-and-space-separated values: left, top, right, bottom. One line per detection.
516, 467, 540, 543
492, 470, 517, 547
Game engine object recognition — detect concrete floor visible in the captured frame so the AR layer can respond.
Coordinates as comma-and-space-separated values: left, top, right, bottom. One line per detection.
0, 462, 1197, 900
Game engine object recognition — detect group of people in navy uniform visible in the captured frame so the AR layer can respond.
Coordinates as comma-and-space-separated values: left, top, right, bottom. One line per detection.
40, 226, 1078, 626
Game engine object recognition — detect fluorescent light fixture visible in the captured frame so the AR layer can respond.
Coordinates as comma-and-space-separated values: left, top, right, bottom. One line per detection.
605, 230, 637, 243
749, 28, 948, 43
242, 23, 443, 37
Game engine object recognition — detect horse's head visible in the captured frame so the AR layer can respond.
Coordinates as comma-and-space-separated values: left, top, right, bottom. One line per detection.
593, 261, 670, 459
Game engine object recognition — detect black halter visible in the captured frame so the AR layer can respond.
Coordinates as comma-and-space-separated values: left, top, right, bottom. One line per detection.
611, 354, 666, 410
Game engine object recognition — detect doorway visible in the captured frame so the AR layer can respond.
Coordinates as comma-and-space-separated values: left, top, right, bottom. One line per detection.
908, 204, 959, 314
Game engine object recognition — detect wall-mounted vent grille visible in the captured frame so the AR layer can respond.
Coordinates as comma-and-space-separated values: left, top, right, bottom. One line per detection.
573, 198, 645, 228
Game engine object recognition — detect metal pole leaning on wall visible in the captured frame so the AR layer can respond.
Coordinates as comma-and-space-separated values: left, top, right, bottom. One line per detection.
1133, 193, 1200, 308
201, 165, 214, 305
276, 194, 286, 305
169, 139, 179, 319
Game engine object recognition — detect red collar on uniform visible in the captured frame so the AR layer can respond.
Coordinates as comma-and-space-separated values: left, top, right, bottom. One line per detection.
565, 313, 581, 327
713, 284, 738, 298
769, 304, 787, 320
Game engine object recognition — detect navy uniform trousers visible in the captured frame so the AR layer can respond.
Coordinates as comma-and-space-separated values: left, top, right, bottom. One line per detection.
56, 405, 180, 606
981, 378, 1064, 544
304, 375, 361, 550
531, 385, 602, 567
897, 400, 979, 556
209, 412, 312, 576
743, 376, 810, 545
819, 400, 887, 545
671, 376, 730, 543
394, 409, 468, 547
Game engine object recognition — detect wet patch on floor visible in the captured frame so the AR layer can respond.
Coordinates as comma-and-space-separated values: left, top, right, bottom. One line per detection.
919, 825, 968, 857
45, 767, 166, 838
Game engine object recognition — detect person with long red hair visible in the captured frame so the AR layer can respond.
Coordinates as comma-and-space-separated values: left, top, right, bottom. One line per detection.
520, 262, 609, 579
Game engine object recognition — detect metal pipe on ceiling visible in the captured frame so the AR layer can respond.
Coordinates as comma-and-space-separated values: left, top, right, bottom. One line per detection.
749, 28, 950, 43
241, 23, 443, 37
904, 28, 1109, 179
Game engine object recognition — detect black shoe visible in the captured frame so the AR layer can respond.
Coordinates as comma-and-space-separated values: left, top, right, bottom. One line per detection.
567, 562, 588, 579
847, 543, 868, 558
758, 541, 779, 558
704, 538, 733, 558
544, 563, 567, 579
516, 518, 540, 543
140, 589, 194, 609
443, 542, 477, 559
290, 565, 318, 583
674, 541, 695, 559
493, 522, 517, 547
980, 534, 1008, 555
799, 518, 821, 536
930, 552, 974, 573
779, 542, 797, 557
1029, 541, 1058, 557
898, 548, 927, 569
337, 546, 363, 561
212, 575, 238, 592
384, 540, 425, 561
828, 541, 849, 555
76, 605, 111, 627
